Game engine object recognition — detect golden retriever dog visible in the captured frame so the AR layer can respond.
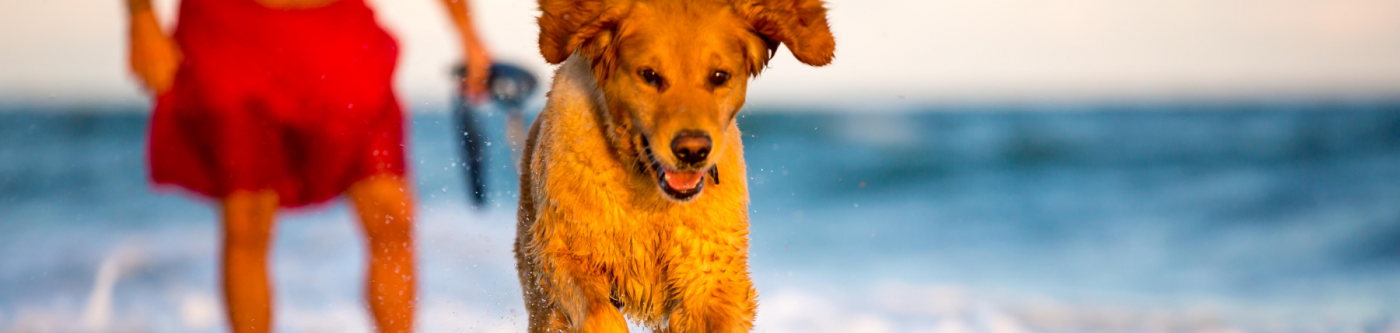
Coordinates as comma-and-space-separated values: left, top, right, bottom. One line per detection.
514, 0, 834, 331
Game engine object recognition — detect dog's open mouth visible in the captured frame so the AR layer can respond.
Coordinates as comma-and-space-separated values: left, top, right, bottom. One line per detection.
639, 136, 710, 201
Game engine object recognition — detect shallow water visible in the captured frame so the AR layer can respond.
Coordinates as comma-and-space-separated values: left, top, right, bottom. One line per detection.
2, 101, 1399, 332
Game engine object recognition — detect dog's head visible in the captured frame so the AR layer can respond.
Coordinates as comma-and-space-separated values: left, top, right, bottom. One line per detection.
539, 0, 835, 202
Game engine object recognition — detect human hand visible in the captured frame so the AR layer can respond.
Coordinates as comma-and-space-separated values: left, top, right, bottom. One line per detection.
128, 9, 181, 95
462, 43, 492, 105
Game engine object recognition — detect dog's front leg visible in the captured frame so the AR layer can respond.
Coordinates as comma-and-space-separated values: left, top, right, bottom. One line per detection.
663, 266, 758, 333
535, 254, 629, 333
663, 231, 759, 333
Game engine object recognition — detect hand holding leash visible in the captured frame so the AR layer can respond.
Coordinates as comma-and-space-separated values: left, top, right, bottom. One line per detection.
451, 62, 538, 208
439, 0, 492, 105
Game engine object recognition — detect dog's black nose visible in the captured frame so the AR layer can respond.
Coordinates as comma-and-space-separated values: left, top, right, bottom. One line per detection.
671, 130, 711, 166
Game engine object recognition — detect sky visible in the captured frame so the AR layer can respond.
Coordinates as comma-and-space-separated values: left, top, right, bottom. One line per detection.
2, 0, 1399, 110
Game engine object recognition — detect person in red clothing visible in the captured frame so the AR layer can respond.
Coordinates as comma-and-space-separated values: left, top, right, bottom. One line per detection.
124, 0, 490, 331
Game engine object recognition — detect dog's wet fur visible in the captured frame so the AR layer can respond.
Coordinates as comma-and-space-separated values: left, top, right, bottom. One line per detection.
515, 0, 834, 331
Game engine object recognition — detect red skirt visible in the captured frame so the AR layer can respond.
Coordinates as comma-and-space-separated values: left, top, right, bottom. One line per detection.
149, 0, 405, 207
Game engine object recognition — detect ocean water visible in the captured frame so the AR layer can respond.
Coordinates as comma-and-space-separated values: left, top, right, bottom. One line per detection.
2, 101, 1399, 332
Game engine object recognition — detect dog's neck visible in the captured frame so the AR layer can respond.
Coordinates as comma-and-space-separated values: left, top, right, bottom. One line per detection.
551, 54, 645, 171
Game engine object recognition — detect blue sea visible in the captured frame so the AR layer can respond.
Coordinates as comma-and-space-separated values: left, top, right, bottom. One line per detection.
2, 101, 1399, 332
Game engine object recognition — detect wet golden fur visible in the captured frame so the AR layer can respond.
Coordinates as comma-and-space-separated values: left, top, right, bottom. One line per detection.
515, 0, 834, 331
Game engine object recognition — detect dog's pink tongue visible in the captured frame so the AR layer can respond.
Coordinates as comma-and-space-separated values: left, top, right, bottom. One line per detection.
664, 170, 703, 191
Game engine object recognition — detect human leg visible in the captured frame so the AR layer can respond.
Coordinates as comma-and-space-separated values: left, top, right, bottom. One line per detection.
348, 174, 417, 333
221, 189, 280, 333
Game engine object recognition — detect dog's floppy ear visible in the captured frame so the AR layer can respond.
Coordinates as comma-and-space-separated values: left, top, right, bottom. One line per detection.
538, 0, 633, 65
735, 0, 836, 68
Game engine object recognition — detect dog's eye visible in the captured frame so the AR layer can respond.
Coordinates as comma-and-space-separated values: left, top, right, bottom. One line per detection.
709, 70, 731, 87
638, 69, 663, 88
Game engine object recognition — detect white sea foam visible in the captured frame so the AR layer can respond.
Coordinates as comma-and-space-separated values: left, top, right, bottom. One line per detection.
1, 198, 1396, 333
